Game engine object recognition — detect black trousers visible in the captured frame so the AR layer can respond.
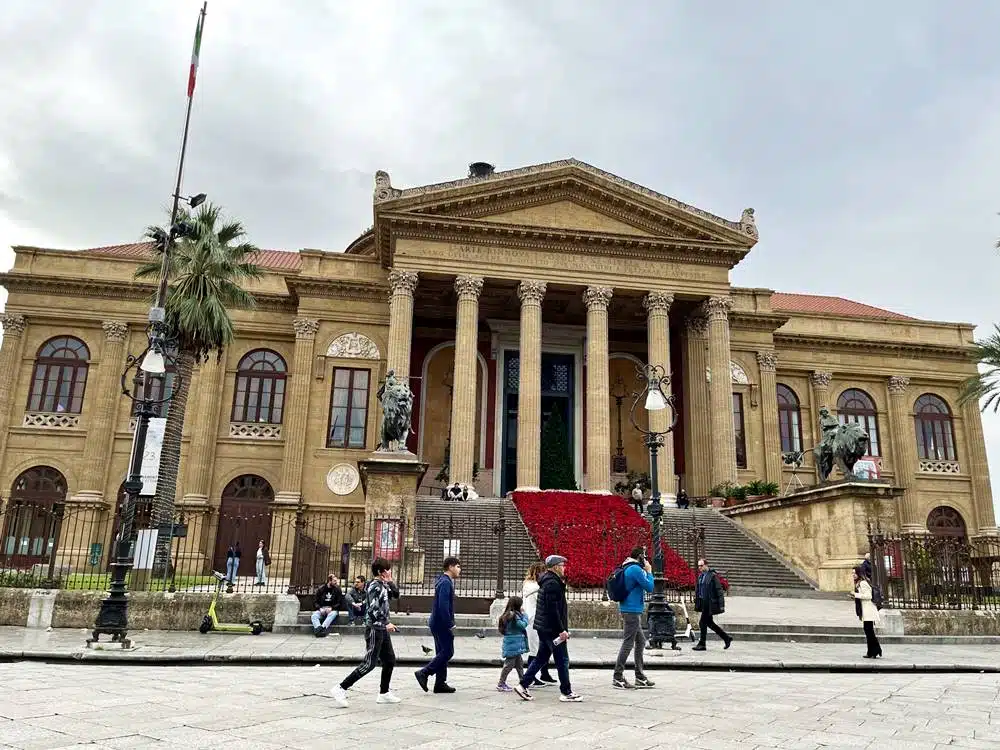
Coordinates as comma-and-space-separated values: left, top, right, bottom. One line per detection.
418, 629, 454, 687
863, 620, 882, 657
340, 627, 396, 694
699, 610, 730, 645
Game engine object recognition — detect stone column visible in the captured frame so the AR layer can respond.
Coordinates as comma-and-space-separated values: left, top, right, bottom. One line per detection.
704, 296, 737, 485
0, 313, 27, 466
73, 321, 129, 502
682, 312, 712, 496
962, 400, 998, 535
271, 317, 320, 577
810, 371, 833, 480
449, 276, 484, 486
178, 355, 225, 574
386, 269, 418, 380
275, 318, 320, 506
643, 291, 675, 499
886, 376, 922, 532
182, 355, 225, 504
584, 286, 613, 493
757, 351, 782, 484
516, 280, 546, 489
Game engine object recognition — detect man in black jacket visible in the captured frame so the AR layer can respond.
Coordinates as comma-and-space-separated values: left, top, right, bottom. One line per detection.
311, 574, 343, 637
514, 555, 582, 703
692, 558, 732, 651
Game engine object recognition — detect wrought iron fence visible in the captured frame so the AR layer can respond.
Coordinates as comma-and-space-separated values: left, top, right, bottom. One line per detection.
0, 497, 701, 605
869, 529, 1000, 611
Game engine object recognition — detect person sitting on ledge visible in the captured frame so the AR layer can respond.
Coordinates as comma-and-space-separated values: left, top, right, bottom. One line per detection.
312, 574, 343, 637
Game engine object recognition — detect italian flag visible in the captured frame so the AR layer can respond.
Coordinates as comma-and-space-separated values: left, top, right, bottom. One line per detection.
187, 8, 205, 98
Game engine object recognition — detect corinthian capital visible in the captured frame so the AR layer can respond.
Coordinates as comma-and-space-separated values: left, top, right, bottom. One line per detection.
454, 275, 484, 300
756, 350, 777, 372
293, 317, 320, 339
642, 291, 674, 315
1, 313, 26, 337
517, 280, 547, 306
583, 286, 613, 311
102, 321, 128, 343
685, 313, 709, 337
887, 375, 910, 395
388, 269, 419, 297
703, 296, 732, 321
811, 371, 833, 388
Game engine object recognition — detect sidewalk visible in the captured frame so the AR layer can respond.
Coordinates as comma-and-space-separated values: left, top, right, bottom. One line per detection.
3, 626, 999, 672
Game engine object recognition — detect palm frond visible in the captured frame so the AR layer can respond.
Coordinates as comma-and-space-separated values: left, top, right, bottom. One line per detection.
134, 201, 264, 361
959, 323, 1000, 413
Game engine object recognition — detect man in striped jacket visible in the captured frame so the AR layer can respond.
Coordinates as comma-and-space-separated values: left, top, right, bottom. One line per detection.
330, 557, 400, 707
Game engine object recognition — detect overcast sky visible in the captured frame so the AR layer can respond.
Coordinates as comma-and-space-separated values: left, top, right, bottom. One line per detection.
1, 1, 998, 514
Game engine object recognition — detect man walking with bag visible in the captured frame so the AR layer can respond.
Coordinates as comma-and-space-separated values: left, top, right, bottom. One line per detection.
610, 545, 655, 689
514, 555, 582, 703
692, 557, 732, 651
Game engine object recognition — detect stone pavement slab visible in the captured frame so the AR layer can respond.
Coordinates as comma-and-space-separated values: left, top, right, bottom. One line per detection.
2, 625, 1000, 672
2, 662, 1000, 749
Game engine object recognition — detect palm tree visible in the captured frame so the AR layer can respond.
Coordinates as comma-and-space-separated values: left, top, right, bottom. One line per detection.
134, 203, 263, 568
959, 324, 1000, 413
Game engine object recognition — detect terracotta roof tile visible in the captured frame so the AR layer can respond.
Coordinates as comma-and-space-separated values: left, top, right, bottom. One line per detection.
771, 292, 915, 321
78, 242, 302, 272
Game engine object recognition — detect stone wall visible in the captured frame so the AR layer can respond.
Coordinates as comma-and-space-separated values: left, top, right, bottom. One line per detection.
723, 481, 902, 592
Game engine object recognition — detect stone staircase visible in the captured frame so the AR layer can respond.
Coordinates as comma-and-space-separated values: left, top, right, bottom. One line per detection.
413, 497, 539, 595
659, 507, 820, 596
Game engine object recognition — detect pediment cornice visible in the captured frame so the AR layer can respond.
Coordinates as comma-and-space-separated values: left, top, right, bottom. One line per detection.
372, 159, 757, 267
286, 276, 389, 302
376, 212, 748, 268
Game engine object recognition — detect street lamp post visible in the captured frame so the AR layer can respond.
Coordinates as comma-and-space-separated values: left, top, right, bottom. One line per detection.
629, 363, 680, 651
86, 207, 200, 648
87, 327, 179, 647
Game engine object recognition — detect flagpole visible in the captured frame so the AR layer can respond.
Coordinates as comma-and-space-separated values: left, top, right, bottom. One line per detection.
155, 0, 207, 312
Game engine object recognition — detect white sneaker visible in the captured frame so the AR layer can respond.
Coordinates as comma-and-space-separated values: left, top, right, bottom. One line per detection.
330, 686, 349, 708
376, 691, 401, 704
559, 692, 583, 702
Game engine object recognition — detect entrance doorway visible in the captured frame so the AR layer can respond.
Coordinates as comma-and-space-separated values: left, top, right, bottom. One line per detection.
212, 475, 274, 573
2, 467, 67, 569
501, 352, 576, 495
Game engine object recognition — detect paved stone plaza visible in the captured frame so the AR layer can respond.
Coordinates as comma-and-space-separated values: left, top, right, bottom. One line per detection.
2, 662, 1000, 749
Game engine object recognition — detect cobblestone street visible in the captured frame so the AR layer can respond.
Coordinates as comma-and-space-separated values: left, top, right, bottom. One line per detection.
2, 662, 1000, 749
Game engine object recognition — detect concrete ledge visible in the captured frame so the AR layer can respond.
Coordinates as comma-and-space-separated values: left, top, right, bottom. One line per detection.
2, 648, 998, 673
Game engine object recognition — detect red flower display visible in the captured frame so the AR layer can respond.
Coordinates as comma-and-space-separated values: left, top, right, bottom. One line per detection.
511, 490, 698, 589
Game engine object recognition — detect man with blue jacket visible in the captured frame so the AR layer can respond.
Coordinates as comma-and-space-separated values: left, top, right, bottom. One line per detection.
415, 556, 461, 694
613, 545, 655, 689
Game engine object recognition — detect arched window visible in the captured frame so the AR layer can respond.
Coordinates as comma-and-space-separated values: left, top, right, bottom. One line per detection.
27, 336, 90, 413
837, 388, 880, 456
777, 384, 803, 453
231, 350, 286, 424
927, 506, 967, 539
914, 394, 956, 461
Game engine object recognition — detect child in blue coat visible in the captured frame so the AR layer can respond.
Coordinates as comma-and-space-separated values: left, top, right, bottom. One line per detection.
497, 596, 529, 693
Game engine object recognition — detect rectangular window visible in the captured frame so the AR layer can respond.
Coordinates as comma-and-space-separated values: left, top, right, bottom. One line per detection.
328, 368, 370, 449
733, 392, 747, 469
779, 409, 801, 453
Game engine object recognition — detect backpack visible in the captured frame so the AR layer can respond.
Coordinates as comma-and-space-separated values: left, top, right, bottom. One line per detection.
606, 561, 639, 602
871, 584, 883, 610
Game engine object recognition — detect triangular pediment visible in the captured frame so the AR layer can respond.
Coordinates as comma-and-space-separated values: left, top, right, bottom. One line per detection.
373, 159, 758, 247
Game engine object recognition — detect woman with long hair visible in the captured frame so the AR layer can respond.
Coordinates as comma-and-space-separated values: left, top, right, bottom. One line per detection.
854, 566, 882, 658
521, 561, 556, 687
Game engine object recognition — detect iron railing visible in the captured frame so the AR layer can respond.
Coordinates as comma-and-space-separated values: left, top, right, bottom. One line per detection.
0, 497, 702, 604
869, 529, 1000, 611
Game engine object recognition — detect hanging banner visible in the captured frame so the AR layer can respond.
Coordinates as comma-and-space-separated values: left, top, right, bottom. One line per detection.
140, 417, 167, 496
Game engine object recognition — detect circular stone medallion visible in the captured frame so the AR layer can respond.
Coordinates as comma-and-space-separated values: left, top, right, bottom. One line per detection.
326, 463, 360, 496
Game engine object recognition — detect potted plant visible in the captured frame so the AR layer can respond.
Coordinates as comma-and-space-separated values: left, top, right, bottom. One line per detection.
725, 484, 748, 507
743, 479, 780, 501
710, 482, 736, 508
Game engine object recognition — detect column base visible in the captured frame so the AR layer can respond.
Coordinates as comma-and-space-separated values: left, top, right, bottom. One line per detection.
901, 524, 927, 536
514, 485, 540, 492
975, 527, 1000, 539
68, 490, 107, 507
273, 491, 302, 507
